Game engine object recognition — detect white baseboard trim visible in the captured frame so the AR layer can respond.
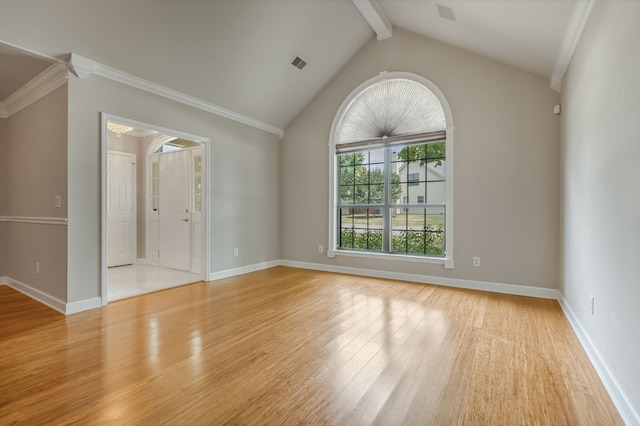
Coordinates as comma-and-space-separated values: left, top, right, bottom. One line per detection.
280, 260, 561, 300
208, 260, 282, 281
66, 297, 103, 315
5, 277, 66, 314
3, 276, 103, 315
560, 298, 639, 426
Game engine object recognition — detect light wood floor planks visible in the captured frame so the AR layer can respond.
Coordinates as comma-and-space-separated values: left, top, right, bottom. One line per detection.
0, 266, 622, 424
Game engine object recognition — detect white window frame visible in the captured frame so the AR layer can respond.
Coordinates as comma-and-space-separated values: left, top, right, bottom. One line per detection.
327, 71, 455, 269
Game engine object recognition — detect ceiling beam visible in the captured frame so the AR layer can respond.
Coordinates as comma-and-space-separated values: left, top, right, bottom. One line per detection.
352, 0, 393, 41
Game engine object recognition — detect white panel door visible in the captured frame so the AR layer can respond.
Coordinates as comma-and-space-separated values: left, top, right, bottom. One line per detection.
108, 152, 136, 267
158, 150, 191, 271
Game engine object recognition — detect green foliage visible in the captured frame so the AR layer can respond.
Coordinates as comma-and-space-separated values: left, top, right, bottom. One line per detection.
391, 226, 445, 256
396, 142, 445, 167
339, 228, 383, 251
340, 225, 444, 256
339, 153, 401, 204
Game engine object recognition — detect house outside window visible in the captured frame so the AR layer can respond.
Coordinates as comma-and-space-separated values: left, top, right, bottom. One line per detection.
328, 72, 454, 268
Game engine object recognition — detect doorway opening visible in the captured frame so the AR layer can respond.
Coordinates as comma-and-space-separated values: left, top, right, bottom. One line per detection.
101, 114, 210, 304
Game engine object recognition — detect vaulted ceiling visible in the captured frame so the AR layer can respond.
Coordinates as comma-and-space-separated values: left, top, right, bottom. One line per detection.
0, 0, 584, 132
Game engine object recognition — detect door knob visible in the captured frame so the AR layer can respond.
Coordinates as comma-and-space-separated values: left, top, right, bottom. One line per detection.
181, 218, 189, 222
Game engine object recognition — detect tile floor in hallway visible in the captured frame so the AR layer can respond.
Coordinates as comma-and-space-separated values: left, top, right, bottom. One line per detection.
108, 264, 202, 301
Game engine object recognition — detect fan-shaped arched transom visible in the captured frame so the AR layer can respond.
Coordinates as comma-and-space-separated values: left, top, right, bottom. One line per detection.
335, 77, 446, 146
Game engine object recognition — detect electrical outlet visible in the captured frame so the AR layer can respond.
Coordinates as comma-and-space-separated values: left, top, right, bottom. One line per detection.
473, 257, 481, 267
319, 245, 324, 254
54, 195, 61, 208
36, 262, 40, 274
234, 248, 238, 257
590, 295, 595, 315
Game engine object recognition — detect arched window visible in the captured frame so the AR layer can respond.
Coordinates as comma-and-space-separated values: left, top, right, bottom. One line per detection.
328, 72, 454, 267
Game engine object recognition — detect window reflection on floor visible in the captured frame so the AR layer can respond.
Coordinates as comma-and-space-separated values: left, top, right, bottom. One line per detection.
108, 264, 201, 301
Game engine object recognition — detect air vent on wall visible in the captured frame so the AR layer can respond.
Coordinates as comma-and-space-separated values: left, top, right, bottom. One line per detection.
291, 56, 307, 70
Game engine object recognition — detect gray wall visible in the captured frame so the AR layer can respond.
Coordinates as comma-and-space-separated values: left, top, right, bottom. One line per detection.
1, 85, 68, 300
281, 29, 560, 288
67, 75, 280, 302
561, 0, 640, 419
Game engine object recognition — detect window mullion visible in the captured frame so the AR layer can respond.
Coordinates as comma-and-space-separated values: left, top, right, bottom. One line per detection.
383, 148, 391, 253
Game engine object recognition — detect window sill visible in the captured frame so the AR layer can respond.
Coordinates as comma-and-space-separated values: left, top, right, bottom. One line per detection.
328, 249, 453, 268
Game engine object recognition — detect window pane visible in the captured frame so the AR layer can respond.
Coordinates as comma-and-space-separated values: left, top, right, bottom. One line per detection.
194, 193, 201, 212
427, 162, 445, 179
427, 141, 445, 161
392, 208, 408, 229
338, 207, 383, 252
339, 151, 386, 205
369, 164, 384, 184
354, 184, 369, 204
369, 184, 384, 203
390, 207, 445, 256
193, 155, 202, 174
426, 181, 445, 204
426, 207, 445, 227
194, 175, 202, 192
340, 154, 356, 167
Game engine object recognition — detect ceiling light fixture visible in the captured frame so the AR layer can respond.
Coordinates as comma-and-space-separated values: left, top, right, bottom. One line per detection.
108, 122, 133, 137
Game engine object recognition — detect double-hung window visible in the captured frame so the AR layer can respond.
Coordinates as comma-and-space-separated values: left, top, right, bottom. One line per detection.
329, 73, 453, 266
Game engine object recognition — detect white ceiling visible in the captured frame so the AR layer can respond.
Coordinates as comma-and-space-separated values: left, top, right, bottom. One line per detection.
378, 0, 576, 79
0, 0, 579, 131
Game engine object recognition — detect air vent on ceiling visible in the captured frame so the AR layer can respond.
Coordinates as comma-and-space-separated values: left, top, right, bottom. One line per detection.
437, 4, 455, 21
291, 56, 307, 70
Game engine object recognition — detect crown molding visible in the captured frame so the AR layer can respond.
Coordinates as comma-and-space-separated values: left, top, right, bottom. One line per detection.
0, 62, 68, 119
69, 53, 285, 139
550, 0, 595, 92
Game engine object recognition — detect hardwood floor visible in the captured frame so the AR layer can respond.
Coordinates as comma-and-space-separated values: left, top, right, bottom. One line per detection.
0, 266, 622, 425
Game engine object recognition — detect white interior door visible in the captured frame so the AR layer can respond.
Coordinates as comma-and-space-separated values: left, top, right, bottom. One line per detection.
108, 152, 136, 267
158, 150, 191, 271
